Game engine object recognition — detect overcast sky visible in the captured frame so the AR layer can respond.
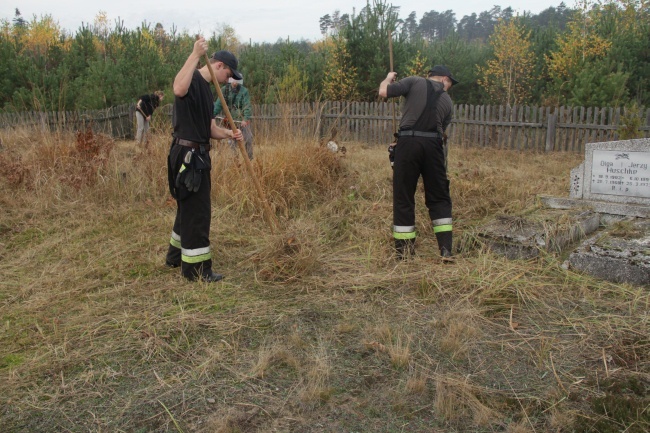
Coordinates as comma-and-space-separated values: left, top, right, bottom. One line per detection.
2, 0, 567, 43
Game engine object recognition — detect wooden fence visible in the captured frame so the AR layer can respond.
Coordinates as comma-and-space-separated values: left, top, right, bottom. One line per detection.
1, 102, 648, 153
0, 104, 135, 139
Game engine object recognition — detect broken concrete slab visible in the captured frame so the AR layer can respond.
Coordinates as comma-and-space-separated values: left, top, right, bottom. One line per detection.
566, 219, 650, 286
477, 209, 600, 260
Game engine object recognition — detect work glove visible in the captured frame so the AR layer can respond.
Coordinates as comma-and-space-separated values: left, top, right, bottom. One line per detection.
185, 152, 209, 192
175, 150, 199, 196
184, 167, 201, 192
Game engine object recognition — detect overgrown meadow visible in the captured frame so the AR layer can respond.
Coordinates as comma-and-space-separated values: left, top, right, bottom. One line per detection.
0, 125, 648, 432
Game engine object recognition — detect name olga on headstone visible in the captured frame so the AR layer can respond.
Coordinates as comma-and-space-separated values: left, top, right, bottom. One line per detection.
591, 150, 650, 198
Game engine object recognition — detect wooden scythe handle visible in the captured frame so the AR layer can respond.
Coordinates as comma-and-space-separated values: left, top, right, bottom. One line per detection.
202, 51, 278, 234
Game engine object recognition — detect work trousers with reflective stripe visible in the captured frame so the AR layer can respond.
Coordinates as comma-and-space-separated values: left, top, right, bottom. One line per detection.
166, 148, 213, 280
392, 135, 452, 248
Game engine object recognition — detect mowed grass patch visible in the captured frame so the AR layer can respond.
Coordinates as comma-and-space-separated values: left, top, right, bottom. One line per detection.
1, 128, 648, 432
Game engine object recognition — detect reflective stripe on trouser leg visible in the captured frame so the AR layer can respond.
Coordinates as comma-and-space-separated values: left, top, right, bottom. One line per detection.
182, 246, 211, 264
432, 218, 452, 233
393, 225, 416, 240
169, 230, 181, 248
166, 212, 182, 266
433, 218, 452, 254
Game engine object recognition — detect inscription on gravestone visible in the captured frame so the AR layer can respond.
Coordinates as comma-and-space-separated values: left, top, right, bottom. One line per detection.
590, 150, 650, 198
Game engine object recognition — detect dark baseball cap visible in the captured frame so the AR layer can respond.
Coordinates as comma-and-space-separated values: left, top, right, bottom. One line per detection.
212, 50, 242, 80
429, 65, 459, 86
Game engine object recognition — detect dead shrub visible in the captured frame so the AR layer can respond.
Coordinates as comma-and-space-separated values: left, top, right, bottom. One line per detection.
62, 125, 115, 189
0, 153, 30, 187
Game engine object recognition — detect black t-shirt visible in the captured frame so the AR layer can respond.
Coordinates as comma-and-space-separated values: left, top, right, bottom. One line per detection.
138, 94, 160, 117
172, 70, 214, 144
387, 76, 453, 133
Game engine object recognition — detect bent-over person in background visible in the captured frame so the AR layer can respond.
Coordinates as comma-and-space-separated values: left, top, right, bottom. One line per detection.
135, 91, 164, 144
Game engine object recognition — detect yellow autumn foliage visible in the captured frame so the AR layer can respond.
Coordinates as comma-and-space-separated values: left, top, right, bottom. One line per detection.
322, 37, 358, 101
405, 50, 428, 78
478, 19, 534, 106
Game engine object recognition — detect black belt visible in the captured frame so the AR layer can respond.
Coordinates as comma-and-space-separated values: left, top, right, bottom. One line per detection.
397, 130, 441, 138
174, 138, 211, 151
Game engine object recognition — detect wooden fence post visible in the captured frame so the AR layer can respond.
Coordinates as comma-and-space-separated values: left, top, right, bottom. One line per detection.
545, 109, 557, 152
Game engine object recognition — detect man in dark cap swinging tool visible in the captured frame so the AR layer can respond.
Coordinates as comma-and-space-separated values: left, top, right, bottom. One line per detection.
379, 65, 458, 261
165, 37, 243, 282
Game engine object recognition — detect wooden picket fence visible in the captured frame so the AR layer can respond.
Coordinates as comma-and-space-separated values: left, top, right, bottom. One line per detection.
1, 102, 648, 153
0, 104, 136, 139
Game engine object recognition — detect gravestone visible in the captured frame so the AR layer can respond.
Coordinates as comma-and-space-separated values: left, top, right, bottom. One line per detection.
543, 138, 650, 217
540, 138, 650, 286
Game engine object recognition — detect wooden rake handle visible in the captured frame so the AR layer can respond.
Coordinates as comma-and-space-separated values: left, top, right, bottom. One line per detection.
202, 50, 278, 234
388, 30, 396, 136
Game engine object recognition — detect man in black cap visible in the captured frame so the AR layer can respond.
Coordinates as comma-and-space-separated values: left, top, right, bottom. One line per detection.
379, 65, 458, 261
165, 36, 243, 282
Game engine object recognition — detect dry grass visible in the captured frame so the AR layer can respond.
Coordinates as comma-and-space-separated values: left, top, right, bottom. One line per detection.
1, 126, 648, 432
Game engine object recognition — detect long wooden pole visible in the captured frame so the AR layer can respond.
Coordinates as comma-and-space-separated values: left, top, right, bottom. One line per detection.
202, 53, 278, 234
388, 30, 396, 135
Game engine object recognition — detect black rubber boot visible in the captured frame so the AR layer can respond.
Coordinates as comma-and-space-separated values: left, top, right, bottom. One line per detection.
201, 271, 224, 282
435, 231, 452, 252
165, 245, 181, 268
395, 239, 415, 260
436, 231, 454, 263
184, 269, 224, 283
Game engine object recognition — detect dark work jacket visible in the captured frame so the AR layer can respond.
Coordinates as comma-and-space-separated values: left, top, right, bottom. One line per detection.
138, 94, 160, 117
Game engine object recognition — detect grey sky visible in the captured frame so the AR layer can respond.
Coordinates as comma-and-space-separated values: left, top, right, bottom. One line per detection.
2, 0, 568, 43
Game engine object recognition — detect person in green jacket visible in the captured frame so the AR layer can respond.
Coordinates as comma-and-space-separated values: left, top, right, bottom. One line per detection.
214, 75, 254, 160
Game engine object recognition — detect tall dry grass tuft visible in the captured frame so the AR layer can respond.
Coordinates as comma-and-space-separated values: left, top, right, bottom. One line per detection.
211, 138, 345, 220
434, 375, 501, 427
298, 340, 333, 407
250, 341, 300, 379
365, 323, 413, 369
405, 368, 428, 395
437, 307, 482, 360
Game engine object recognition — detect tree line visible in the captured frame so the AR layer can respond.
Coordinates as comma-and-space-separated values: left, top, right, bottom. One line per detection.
1, 0, 648, 113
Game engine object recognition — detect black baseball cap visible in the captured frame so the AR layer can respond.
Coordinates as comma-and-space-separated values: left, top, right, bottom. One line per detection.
429, 65, 459, 86
212, 50, 242, 80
